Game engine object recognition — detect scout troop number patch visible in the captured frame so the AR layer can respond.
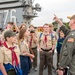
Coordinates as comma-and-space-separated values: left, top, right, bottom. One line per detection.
67, 38, 74, 42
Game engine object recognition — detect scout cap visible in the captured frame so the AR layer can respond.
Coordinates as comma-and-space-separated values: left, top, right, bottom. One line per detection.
67, 15, 75, 20
4, 30, 16, 39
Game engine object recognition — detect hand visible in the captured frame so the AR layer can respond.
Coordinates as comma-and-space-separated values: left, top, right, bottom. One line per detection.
40, 49, 43, 52
30, 58, 33, 62
31, 54, 35, 58
53, 14, 59, 21
49, 50, 53, 53
57, 69, 64, 75
53, 14, 63, 26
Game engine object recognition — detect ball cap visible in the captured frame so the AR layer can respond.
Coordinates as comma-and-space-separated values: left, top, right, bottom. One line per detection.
67, 15, 75, 20
4, 30, 16, 39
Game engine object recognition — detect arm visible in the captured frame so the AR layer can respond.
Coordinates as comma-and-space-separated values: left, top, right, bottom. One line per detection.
53, 15, 70, 36
37, 34, 42, 52
25, 53, 35, 58
0, 48, 7, 75
0, 63, 7, 75
52, 36, 56, 51
21, 49, 35, 58
37, 43, 42, 51
52, 45, 55, 51
60, 25, 70, 37
31, 33, 37, 43
29, 48, 34, 54
32, 36, 37, 43
49, 45, 55, 53
53, 14, 63, 26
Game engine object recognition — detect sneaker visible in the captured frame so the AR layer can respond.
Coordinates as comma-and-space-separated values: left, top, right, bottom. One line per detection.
44, 66, 47, 70
34, 67, 38, 71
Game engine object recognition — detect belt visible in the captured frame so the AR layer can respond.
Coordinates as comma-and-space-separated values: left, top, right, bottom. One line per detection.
41, 48, 52, 52
32, 47, 37, 49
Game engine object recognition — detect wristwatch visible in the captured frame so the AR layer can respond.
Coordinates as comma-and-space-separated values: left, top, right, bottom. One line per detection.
58, 65, 64, 71
58, 68, 64, 71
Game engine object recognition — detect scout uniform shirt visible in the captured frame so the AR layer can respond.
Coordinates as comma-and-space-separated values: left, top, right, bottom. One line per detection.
19, 39, 30, 55
38, 33, 56, 50
0, 43, 20, 65
28, 35, 37, 48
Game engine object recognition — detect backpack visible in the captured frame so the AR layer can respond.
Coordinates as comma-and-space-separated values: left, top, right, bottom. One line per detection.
39, 32, 54, 44
39, 32, 55, 55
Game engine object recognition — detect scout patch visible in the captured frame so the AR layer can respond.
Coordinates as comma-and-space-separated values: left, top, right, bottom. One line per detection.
67, 38, 74, 42
15, 46, 17, 49
21, 42, 24, 45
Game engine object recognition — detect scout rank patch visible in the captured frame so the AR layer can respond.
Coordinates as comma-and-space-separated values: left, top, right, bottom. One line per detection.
67, 38, 74, 42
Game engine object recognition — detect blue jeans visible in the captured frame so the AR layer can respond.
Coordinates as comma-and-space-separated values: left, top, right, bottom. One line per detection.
0, 63, 22, 75
20, 55, 31, 75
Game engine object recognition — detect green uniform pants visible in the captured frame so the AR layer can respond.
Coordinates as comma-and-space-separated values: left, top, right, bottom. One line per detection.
39, 51, 53, 75
32, 47, 37, 68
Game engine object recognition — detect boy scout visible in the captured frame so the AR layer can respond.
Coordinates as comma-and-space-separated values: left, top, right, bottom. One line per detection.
28, 30, 37, 71
53, 15, 75, 75
0, 30, 22, 75
2, 22, 14, 41
38, 24, 56, 75
18, 28, 34, 75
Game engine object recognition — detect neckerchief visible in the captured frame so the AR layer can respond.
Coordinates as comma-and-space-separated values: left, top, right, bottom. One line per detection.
3, 41, 19, 67
44, 34, 48, 47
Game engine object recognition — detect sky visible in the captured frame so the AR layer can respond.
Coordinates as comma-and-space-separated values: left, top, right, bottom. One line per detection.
32, 0, 75, 27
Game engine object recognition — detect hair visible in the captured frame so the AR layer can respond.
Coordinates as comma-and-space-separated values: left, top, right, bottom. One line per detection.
49, 24, 53, 27
19, 28, 26, 41
29, 25, 34, 28
43, 23, 49, 27
19, 23, 26, 30
7, 22, 14, 25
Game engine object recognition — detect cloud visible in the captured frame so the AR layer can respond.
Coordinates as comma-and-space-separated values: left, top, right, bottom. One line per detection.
32, 0, 75, 27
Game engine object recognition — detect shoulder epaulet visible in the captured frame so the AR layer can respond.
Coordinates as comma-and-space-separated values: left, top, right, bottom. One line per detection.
39, 33, 43, 38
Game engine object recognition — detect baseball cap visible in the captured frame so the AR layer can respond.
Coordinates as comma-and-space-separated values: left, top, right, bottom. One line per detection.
67, 15, 75, 20
4, 30, 16, 39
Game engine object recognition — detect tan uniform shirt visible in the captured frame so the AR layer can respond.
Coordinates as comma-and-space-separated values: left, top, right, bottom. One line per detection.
38, 33, 56, 50
28, 35, 37, 48
0, 44, 20, 64
19, 39, 30, 56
